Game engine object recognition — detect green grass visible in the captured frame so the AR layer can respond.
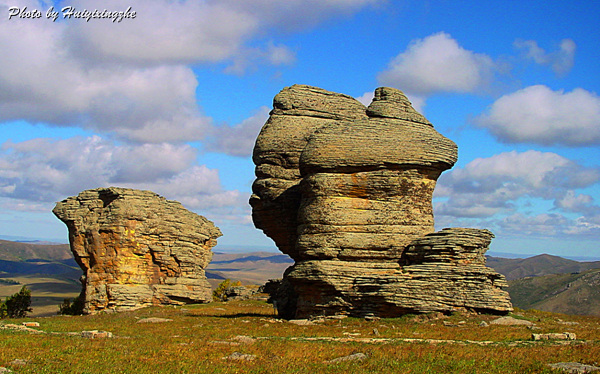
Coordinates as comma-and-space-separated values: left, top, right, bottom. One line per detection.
1, 299, 599, 373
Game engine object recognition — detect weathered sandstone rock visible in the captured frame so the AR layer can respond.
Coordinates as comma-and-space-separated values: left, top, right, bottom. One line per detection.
250, 85, 368, 260
251, 85, 512, 318
548, 362, 600, 373
533, 332, 577, 341
53, 187, 221, 314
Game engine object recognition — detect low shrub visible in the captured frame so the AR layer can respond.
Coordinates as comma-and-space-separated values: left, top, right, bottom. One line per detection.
1, 285, 33, 318
58, 293, 85, 315
212, 279, 242, 301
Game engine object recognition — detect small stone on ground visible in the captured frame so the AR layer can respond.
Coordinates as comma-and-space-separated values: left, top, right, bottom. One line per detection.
9, 359, 29, 366
232, 335, 256, 344
137, 318, 173, 324
548, 362, 600, 373
489, 316, 534, 326
81, 330, 113, 339
222, 352, 256, 361
326, 353, 368, 363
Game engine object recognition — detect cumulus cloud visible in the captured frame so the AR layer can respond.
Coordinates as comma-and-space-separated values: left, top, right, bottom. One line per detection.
62, 0, 380, 65
0, 136, 240, 211
497, 213, 571, 236
0, 9, 212, 142
0, 0, 378, 142
356, 91, 374, 106
205, 106, 270, 157
434, 150, 600, 237
64, 0, 257, 65
495, 212, 600, 237
514, 38, 576, 75
378, 32, 495, 97
565, 215, 600, 235
554, 190, 596, 213
476, 85, 600, 146
435, 150, 600, 218
224, 43, 296, 75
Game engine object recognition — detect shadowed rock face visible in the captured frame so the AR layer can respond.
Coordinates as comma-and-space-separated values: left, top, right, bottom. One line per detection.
251, 85, 512, 318
53, 187, 221, 314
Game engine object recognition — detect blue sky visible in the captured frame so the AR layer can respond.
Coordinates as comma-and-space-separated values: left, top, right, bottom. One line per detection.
0, 0, 599, 259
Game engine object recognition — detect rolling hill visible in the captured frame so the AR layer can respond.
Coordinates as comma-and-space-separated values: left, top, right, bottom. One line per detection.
207, 251, 293, 285
486, 254, 600, 280
508, 268, 600, 316
2, 238, 600, 316
0, 239, 72, 262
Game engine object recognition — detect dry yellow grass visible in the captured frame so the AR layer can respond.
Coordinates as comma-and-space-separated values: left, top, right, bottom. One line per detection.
1, 298, 599, 373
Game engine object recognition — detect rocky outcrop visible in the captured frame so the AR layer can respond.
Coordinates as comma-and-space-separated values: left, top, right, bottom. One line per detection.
251, 85, 512, 318
53, 187, 221, 314
250, 85, 368, 260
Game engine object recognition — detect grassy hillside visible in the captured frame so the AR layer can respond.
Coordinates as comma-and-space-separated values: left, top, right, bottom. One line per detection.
0, 240, 72, 262
207, 252, 292, 285
1, 298, 599, 373
508, 269, 600, 316
0, 274, 82, 316
0, 259, 80, 276
486, 254, 600, 280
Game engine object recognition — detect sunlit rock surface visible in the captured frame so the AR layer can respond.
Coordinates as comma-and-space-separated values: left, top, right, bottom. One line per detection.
251, 85, 512, 318
53, 187, 221, 314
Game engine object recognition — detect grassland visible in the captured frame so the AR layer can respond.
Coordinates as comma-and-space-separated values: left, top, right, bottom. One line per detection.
0, 274, 81, 317
1, 297, 599, 373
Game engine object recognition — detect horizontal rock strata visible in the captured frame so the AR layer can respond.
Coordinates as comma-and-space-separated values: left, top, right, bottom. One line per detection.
250, 85, 368, 260
287, 229, 511, 318
53, 187, 221, 314
251, 85, 512, 318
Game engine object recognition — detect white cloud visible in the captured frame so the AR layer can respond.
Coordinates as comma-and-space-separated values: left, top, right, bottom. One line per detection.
498, 213, 571, 236
435, 150, 600, 218
356, 92, 374, 106
495, 212, 600, 238
64, 0, 257, 65
266, 42, 297, 66
378, 32, 495, 96
476, 85, 600, 146
224, 43, 296, 75
554, 190, 595, 212
64, 0, 380, 66
205, 106, 270, 157
216, 0, 382, 33
565, 216, 600, 235
434, 150, 600, 238
514, 38, 576, 75
0, 136, 240, 211
0, 0, 377, 142
0, 10, 213, 142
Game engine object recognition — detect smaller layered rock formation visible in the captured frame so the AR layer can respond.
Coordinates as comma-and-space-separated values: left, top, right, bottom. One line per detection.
53, 187, 221, 314
251, 85, 512, 318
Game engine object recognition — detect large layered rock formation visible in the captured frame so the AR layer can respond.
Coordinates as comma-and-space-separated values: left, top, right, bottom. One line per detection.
53, 187, 221, 314
250, 85, 368, 259
251, 85, 512, 318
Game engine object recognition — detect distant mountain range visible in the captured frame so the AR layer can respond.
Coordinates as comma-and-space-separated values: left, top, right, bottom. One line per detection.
486, 254, 600, 281
2, 239, 600, 315
206, 252, 293, 286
